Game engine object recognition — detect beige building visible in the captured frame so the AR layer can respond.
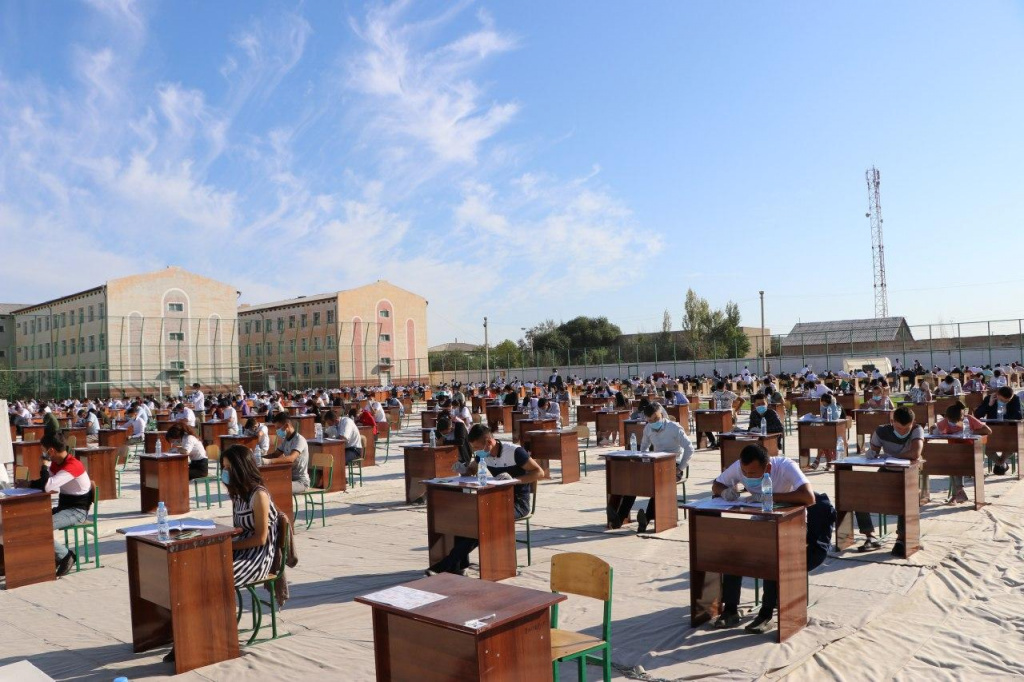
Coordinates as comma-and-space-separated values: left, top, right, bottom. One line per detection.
237, 280, 429, 390
0, 303, 27, 369
12, 267, 239, 397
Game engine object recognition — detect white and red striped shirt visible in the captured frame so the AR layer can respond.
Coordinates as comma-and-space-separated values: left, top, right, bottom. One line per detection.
44, 455, 92, 496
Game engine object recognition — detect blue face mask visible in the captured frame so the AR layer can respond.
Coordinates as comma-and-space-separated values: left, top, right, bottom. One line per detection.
276, 429, 287, 440
742, 475, 764, 491
220, 470, 230, 486
755, 405, 767, 415
650, 420, 665, 431
474, 449, 489, 461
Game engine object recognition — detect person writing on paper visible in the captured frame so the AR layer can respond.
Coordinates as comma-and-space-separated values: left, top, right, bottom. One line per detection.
220, 444, 279, 587
165, 423, 209, 481
321, 410, 363, 464
266, 413, 311, 494
935, 374, 963, 397
747, 394, 783, 448
865, 384, 895, 410
434, 414, 472, 473
854, 406, 923, 557
425, 424, 543, 576
242, 417, 270, 464
606, 403, 694, 534
973, 386, 1022, 475
710, 444, 815, 633
933, 402, 990, 504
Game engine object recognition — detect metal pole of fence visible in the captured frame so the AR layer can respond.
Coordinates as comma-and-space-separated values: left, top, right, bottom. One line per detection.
928, 325, 934, 369
1019, 319, 1023, 364
987, 321, 993, 366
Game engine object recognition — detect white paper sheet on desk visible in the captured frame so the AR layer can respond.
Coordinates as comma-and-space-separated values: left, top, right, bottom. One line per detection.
363, 586, 447, 610
121, 518, 217, 536
422, 476, 518, 486
689, 497, 762, 510
841, 456, 911, 467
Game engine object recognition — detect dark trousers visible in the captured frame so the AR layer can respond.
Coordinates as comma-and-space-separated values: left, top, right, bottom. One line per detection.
722, 546, 827, 617
188, 458, 209, 480
612, 495, 655, 523
431, 499, 530, 573
855, 511, 905, 537
345, 446, 362, 464
703, 432, 718, 447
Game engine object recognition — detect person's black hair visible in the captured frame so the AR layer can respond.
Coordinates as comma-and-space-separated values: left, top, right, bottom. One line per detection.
944, 401, 967, 422
752, 392, 766, 403
997, 386, 1015, 400
41, 431, 68, 453
642, 404, 659, 419
220, 444, 264, 500
437, 415, 452, 432
739, 443, 769, 466
272, 412, 292, 425
892, 406, 915, 425
468, 423, 491, 443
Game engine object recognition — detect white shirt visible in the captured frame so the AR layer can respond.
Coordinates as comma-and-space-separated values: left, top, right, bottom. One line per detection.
191, 390, 205, 412
249, 423, 270, 458
327, 417, 362, 450
716, 455, 809, 495
173, 407, 196, 427
223, 405, 238, 434
173, 435, 207, 462
127, 414, 146, 437
640, 420, 694, 468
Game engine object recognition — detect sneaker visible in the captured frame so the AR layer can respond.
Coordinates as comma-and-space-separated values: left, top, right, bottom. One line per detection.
712, 611, 741, 629
676, 468, 685, 483
56, 551, 76, 578
810, 457, 821, 471
993, 463, 1009, 476
891, 541, 906, 558
857, 538, 881, 553
744, 612, 774, 634
636, 509, 649, 534
606, 504, 623, 530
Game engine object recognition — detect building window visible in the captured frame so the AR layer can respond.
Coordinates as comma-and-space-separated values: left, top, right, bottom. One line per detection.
79, 336, 84, 352
0, 323, 4, 333
61, 340, 67, 356
70, 339, 76, 354
244, 322, 251, 334
255, 345, 261, 356
314, 361, 323, 375
314, 337, 322, 350
278, 341, 284, 355
254, 319, 262, 333
313, 312, 321, 326
88, 305, 94, 322
44, 343, 50, 358
380, 334, 391, 342
265, 342, 272, 355
0, 350, 5, 358
328, 360, 336, 374
30, 346, 35, 360
168, 302, 184, 312
170, 360, 185, 370
277, 317, 284, 332
99, 303, 105, 319
379, 310, 390, 318
44, 317, 49, 331
99, 334, 105, 351
169, 332, 185, 341
289, 363, 296, 376
288, 315, 295, 329
30, 319, 35, 334
89, 336, 95, 352
245, 344, 251, 357
301, 314, 308, 328
78, 308, 84, 324
300, 338, 308, 351
302, 362, 310, 376
326, 335, 335, 349
380, 357, 391, 365
327, 310, 335, 324
289, 339, 296, 353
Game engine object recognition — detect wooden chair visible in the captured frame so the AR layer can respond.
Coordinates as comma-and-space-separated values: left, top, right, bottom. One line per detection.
236, 513, 291, 645
348, 436, 365, 487
576, 425, 590, 476
15, 465, 29, 481
65, 434, 77, 451
550, 552, 613, 681
63, 486, 101, 571
516, 481, 539, 566
193, 444, 223, 509
300, 452, 334, 529
472, 413, 483, 425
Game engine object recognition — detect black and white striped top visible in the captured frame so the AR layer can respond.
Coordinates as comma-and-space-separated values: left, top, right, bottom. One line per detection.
232, 486, 279, 587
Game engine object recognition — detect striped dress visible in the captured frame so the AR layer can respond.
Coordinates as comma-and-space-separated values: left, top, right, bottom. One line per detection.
232, 486, 279, 587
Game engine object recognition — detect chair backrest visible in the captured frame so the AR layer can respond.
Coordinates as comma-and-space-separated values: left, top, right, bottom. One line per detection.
550, 552, 612, 602
576, 424, 590, 440
472, 413, 483, 424
311, 451, 334, 488
15, 465, 29, 480
360, 435, 367, 451
115, 445, 130, 469
207, 443, 221, 461
66, 434, 77, 451
25, 431, 37, 442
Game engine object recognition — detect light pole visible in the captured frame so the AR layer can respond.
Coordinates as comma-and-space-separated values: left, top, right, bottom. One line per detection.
759, 290, 766, 373
484, 317, 490, 381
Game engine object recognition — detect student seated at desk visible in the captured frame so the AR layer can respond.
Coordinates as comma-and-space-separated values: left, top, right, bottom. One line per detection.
663, 388, 689, 406
710, 444, 817, 633
747, 394, 783, 446
171, 402, 196, 427
907, 379, 933, 404
242, 417, 270, 464
435, 414, 473, 473
855, 406, 923, 557
220, 444, 280, 587
973, 386, 1023, 474
536, 397, 561, 426
865, 385, 895, 410
425, 424, 544, 575
385, 391, 405, 418
166, 423, 209, 480
810, 394, 844, 471
607, 403, 694, 533
933, 402, 990, 504
126, 406, 146, 442
321, 410, 363, 464
935, 374, 963, 396
266, 413, 311, 494
963, 373, 986, 394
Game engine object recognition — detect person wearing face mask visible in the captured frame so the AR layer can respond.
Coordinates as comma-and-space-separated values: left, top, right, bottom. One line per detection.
242, 417, 270, 464
266, 413, 310, 494
425, 424, 544, 575
865, 385, 895, 410
165, 423, 209, 480
220, 444, 279, 587
973, 386, 1023, 474
855, 406, 924, 556
710, 444, 816, 633
933, 402, 991, 504
15, 432, 93, 577
606, 403, 694, 534
435, 414, 472, 473
321, 410, 362, 464
935, 374, 963, 397
747, 393, 784, 448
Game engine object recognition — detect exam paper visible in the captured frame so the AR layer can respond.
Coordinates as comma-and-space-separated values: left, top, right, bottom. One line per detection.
363, 586, 447, 610
840, 456, 911, 467
121, 518, 217, 536
689, 497, 762, 510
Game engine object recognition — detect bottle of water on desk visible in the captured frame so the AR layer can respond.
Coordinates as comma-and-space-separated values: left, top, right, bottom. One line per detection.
476, 454, 488, 486
629, 433, 638, 452
155, 438, 162, 456
157, 501, 170, 541
429, 429, 437, 448
760, 419, 767, 437
760, 473, 773, 513
997, 403, 1005, 421
835, 436, 846, 462
962, 418, 972, 438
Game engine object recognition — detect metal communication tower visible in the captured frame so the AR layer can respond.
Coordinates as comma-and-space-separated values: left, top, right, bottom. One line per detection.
865, 167, 889, 318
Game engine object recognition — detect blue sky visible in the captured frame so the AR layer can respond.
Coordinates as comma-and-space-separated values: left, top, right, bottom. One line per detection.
2, 1, 1024, 348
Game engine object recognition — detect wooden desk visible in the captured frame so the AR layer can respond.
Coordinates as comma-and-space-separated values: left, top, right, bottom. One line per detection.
685, 502, 807, 643
485, 404, 513, 434
426, 481, 516, 581
293, 414, 317, 440
906, 402, 936, 428
525, 429, 580, 484
156, 419, 179, 432
837, 393, 863, 414
357, 573, 564, 682
694, 410, 734, 449
719, 432, 781, 471
123, 526, 240, 674
421, 411, 440, 430
358, 425, 378, 466
510, 410, 528, 443
0, 490, 56, 589
834, 460, 920, 557
12, 441, 43, 477
575, 403, 598, 427
139, 454, 190, 515
518, 419, 557, 451
200, 420, 230, 447
792, 398, 820, 417
797, 419, 850, 469
980, 419, 1024, 480
471, 395, 488, 413
308, 438, 349, 492
219, 434, 258, 456
622, 419, 647, 449
259, 460, 295, 521
922, 437, 985, 509
933, 395, 959, 415
602, 451, 678, 532
595, 410, 629, 444
63, 426, 88, 449
853, 409, 893, 452
98, 428, 129, 449
20, 424, 44, 441
75, 447, 117, 501
403, 445, 458, 503
144, 431, 172, 454
664, 403, 691, 433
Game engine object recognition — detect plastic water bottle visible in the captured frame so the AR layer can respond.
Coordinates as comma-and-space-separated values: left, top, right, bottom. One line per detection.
997, 403, 1005, 421
629, 433, 638, 451
962, 418, 972, 438
760, 419, 767, 436
315, 423, 323, 440
760, 473, 773, 513
429, 429, 437, 448
835, 437, 846, 462
157, 502, 170, 541
476, 454, 488, 486
155, 438, 162, 456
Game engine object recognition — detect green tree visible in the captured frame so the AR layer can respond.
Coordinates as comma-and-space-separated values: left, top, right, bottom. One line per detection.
491, 339, 523, 369
558, 316, 622, 349
681, 289, 750, 359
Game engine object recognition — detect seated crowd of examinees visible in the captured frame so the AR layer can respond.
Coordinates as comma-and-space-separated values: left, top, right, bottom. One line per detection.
9, 362, 1019, 639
